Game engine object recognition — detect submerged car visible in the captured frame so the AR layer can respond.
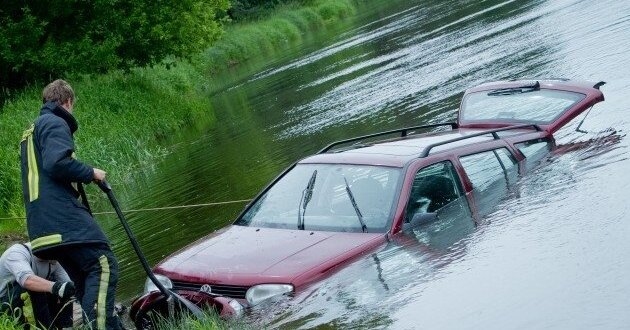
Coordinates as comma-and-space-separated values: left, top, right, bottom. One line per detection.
130, 79, 605, 328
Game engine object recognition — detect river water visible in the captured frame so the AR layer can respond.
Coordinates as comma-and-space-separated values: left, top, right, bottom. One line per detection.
105, 0, 630, 328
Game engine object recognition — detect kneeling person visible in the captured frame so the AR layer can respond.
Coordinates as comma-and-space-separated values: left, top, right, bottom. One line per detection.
0, 243, 74, 329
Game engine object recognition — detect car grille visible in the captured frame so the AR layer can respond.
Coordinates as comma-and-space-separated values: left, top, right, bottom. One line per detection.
171, 281, 250, 299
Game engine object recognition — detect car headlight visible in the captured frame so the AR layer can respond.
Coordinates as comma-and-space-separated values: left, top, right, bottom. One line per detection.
245, 284, 293, 306
144, 274, 173, 294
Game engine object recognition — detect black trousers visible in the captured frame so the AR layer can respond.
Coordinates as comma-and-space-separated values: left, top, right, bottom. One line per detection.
38, 244, 122, 330
0, 282, 73, 329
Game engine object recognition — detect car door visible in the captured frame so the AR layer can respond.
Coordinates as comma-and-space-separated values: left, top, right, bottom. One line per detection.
403, 161, 471, 224
458, 79, 605, 133
401, 160, 474, 248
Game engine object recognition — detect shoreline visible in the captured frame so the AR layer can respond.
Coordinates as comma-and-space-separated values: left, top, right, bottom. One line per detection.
0, 0, 359, 244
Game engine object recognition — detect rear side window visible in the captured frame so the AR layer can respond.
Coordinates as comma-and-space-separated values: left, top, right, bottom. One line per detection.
494, 148, 518, 184
516, 138, 552, 171
460, 149, 515, 191
460, 148, 517, 216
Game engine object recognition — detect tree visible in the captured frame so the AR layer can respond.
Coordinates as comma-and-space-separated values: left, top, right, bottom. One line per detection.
0, 0, 230, 93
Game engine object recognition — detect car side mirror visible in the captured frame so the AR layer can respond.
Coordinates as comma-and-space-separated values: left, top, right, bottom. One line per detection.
403, 212, 438, 231
411, 212, 437, 225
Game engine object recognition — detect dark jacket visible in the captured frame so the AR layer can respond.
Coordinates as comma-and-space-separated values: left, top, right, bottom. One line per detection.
20, 102, 109, 254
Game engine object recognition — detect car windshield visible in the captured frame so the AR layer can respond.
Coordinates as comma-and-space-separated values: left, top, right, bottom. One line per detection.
236, 164, 402, 233
460, 89, 585, 123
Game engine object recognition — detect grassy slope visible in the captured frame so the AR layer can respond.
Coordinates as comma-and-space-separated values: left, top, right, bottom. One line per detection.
0, 0, 357, 239
1, 1, 359, 327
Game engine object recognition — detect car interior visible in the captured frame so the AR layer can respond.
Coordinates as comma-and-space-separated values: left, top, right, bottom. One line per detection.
406, 162, 462, 223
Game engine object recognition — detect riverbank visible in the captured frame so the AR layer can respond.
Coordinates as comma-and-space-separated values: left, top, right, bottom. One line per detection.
0, 0, 358, 240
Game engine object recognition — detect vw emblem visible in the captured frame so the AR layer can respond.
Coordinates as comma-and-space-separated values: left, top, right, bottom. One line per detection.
200, 284, 212, 295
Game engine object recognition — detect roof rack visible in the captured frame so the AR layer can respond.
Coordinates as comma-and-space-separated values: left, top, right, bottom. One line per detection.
419, 124, 542, 157
318, 122, 458, 154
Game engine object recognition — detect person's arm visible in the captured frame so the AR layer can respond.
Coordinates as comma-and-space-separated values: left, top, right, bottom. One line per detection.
5, 246, 74, 298
23, 275, 74, 299
5, 246, 52, 294
22, 275, 54, 293
37, 117, 94, 183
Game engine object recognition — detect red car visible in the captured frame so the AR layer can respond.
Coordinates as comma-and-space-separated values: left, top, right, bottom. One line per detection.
129, 79, 605, 328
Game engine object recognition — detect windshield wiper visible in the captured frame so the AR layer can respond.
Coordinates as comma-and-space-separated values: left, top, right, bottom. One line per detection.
298, 170, 317, 230
343, 177, 368, 233
487, 81, 540, 96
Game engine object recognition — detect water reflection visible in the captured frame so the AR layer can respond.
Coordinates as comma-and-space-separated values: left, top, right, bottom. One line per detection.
110, 0, 630, 327
262, 206, 476, 329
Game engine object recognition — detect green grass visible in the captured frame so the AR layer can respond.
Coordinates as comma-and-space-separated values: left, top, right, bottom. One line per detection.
0, 0, 359, 242
200, 0, 356, 74
149, 309, 253, 330
0, 64, 210, 219
0, 308, 245, 330
0, 313, 22, 330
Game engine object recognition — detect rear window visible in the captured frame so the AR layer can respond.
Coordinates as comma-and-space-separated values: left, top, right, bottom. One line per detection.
461, 89, 585, 123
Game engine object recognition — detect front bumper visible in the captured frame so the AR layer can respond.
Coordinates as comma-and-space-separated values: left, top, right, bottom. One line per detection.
130, 290, 243, 325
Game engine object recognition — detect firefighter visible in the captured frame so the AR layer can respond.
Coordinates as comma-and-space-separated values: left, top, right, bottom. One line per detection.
20, 79, 121, 329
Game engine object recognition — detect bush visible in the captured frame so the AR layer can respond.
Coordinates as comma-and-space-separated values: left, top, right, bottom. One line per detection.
228, 0, 287, 20
0, 0, 359, 228
0, 0, 230, 95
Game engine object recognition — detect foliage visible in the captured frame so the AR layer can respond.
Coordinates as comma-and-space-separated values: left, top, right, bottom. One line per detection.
150, 309, 252, 330
0, 312, 22, 330
0, 63, 210, 218
0, 0, 230, 94
228, 0, 290, 20
0, 0, 358, 232
201, 0, 356, 74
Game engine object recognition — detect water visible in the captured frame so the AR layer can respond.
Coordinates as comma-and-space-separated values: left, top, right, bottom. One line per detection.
104, 0, 630, 328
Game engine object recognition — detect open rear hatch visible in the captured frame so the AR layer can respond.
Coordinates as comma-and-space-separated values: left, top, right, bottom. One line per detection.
457, 79, 605, 133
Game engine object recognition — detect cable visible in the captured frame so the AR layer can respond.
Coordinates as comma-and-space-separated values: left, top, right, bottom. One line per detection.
0, 199, 251, 221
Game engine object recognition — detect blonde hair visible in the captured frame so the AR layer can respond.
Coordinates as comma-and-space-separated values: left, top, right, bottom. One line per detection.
42, 79, 75, 104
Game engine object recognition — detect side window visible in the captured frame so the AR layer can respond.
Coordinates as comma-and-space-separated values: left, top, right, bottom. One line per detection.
515, 139, 552, 171
405, 161, 463, 222
460, 148, 517, 217
494, 148, 518, 184
460, 150, 508, 191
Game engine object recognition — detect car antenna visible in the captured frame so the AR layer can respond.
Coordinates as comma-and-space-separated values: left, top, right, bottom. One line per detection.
576, 81, 607, 133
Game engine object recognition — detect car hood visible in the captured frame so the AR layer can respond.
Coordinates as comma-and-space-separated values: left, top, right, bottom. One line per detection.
155, 225, 385, 286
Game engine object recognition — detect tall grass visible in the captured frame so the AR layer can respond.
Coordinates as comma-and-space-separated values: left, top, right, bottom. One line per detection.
149, 309, 253, 330
0, 312, 22, 330
0, 0, 358, 235
0, 64, 210, 231
0, 304, 245, 330
201, 0, 356, 74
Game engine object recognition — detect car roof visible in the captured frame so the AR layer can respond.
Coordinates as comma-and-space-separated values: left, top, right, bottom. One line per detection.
299, 78, 604, 169
300, 127, 538, 168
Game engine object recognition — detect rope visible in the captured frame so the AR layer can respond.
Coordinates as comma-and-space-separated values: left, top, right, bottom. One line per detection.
0, 199, 251, 221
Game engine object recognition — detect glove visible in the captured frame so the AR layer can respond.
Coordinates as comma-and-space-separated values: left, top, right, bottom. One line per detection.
52, 281, 75, 300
